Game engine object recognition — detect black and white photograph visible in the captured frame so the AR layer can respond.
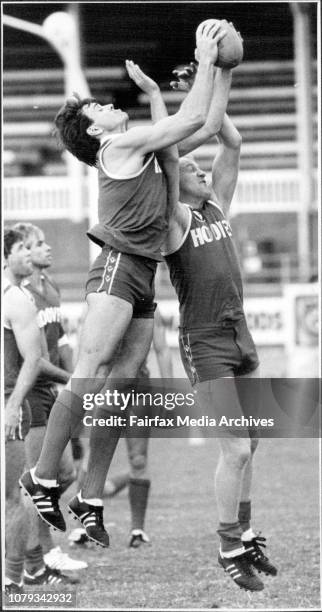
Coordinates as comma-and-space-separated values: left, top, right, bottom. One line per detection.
1, 1, 321, 610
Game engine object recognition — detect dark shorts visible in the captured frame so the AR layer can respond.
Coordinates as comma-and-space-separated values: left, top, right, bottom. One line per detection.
5, 395, 31, 441
85, 246, 157, 319
25, 385, 58, 428
179, 317, 259, 385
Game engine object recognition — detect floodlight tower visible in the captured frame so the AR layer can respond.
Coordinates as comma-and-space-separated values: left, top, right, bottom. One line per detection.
3, 11, 91, 223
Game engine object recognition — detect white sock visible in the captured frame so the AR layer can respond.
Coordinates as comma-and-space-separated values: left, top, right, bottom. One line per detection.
219, 544, 246, 558
5, 577, 23, 587
241, 527, 257, 542
31, 467, 57, 488
78, 490, 103, 506
25, 565, 45, 578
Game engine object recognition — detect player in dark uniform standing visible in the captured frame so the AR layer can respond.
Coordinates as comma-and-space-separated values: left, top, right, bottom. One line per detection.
21, 26, 228, 547
14, 222, 88, 574
161, 60, 278, 591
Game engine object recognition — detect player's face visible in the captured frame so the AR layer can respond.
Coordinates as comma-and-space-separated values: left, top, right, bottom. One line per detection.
25, 229, 52, 269
83, 102, 128, 134
6, 241, 33, 277
179, 159, 212, 201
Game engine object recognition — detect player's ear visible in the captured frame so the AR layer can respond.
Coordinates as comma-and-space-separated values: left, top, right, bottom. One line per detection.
86, 124, 103, 137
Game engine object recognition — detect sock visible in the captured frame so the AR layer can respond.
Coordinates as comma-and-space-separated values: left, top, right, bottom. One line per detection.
241, 527, 257, 542
35, 389, 84, 480
78, 491, 103, 507
129, 478, 150, 531
5, 557, 24, 585
217, 521, 244, 556
238, 500, 251, 532
24, 544, 44, 575
24, 565, 45, 578
81, 412, 122, 499
31, 466, 57, 489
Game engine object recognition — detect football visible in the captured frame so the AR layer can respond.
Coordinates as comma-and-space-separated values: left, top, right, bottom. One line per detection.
196, 19, 244, 69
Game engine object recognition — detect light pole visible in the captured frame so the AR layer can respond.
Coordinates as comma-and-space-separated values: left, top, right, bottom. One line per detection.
3, 11, 90, 223
290, 4, 314, 281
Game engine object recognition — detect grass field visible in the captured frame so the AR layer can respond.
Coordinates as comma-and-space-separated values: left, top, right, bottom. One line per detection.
55, 435, 320, 611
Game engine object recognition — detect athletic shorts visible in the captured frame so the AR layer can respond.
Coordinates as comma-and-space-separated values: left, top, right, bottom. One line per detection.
25, 385, 58, 428
5, 395, 31, 441
85, 246, 157, 319
179, 317, 259, 385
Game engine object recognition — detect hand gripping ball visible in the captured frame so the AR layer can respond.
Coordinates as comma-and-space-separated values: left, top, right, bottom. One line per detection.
196, 19, 244, 69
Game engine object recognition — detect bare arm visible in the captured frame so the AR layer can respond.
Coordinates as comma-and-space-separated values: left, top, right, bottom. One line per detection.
211, 114, 242, 214
5, 291, 42, 440
58, 342, 74, 373
126, 61, 179, 217
107, 24, 227, 159
178, 67, 232, 156
37, 325, 71, 384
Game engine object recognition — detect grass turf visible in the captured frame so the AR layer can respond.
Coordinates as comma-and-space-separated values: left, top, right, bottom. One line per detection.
56, 436, 320, 610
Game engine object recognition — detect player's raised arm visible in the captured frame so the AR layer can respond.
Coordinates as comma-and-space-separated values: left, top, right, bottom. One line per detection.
126, 60, 179, 216
170, 62, 232, 156
115, 23, 227, 155
211, 114, 242, 214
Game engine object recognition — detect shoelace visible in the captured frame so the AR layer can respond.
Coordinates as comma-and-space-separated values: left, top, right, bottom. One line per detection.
251, 535, 269, 561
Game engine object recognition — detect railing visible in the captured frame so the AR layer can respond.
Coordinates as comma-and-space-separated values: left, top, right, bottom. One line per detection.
3, 169, 317, 221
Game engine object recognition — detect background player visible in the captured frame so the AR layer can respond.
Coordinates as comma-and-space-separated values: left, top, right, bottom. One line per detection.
14, 222, 88, 574
20, 25, 228, 547
3, 229, 78, 593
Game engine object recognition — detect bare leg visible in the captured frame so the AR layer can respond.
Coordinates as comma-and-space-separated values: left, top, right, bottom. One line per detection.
35, 293, 133, 480
81, 317, 154, 500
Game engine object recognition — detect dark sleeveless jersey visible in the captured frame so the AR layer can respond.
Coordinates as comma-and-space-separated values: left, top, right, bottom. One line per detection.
4, 281, 25, 395
164, 201, 244, 329
23, 274, 64, 390
87, 138, 168, 261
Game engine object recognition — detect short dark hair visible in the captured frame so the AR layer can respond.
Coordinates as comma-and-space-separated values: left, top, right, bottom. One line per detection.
54, 94, 100, 166
4, 228, 24, 258
13, 222, 40, 243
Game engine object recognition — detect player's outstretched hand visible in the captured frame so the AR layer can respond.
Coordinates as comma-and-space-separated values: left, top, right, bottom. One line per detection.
125, 60, 159, 96
195, 20, 227, 64
170, 62, 197, 92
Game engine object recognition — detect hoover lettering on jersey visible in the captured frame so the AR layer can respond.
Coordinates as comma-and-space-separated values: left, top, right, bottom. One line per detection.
37, 306, 61, 327
190, 219, 233, 247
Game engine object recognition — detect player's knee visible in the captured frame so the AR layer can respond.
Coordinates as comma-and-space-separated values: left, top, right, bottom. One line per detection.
129, 453, 147, 476
76, 350, 111, 379
222, 440, 251, 470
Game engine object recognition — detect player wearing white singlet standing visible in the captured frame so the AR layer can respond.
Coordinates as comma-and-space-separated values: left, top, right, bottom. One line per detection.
3, 229, 78, 595
14, 222, 88, 574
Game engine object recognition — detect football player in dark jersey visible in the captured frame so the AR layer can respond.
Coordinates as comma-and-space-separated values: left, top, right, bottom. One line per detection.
20, 26, 229, 547
3, 229, 78, 594
14, 223, 88, 574
161, 61, 277, 591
